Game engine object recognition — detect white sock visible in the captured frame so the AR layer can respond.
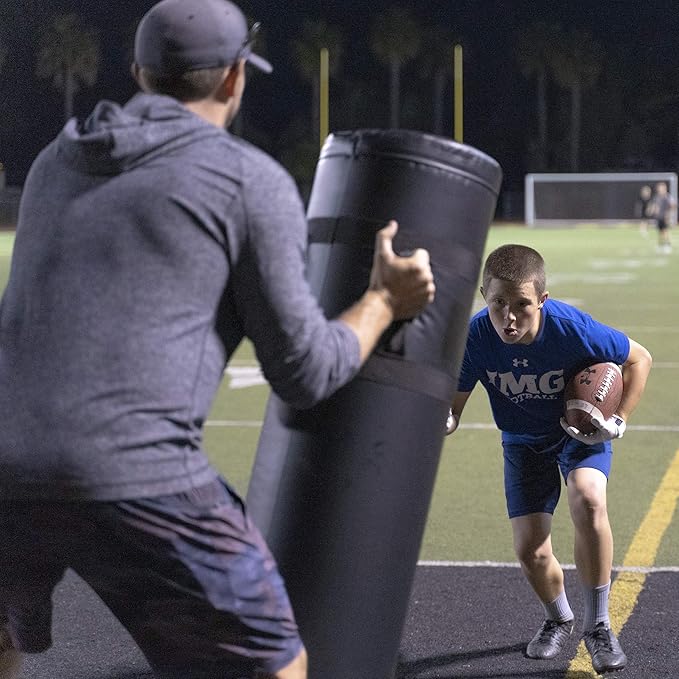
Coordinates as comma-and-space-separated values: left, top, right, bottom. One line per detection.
543, 590, 574, 623
582, 582, 610, 632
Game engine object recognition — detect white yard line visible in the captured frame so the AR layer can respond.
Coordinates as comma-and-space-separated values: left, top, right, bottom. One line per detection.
205, 420, 679, 431
206, 420, 263, 427
416, 560, 679, 573
224, 360, 679, 391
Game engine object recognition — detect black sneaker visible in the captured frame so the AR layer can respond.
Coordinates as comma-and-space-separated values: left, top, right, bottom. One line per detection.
583, 622, 627, 674
525, 619, 574, 659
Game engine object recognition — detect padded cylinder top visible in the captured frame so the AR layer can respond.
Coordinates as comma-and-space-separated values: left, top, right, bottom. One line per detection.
318, 128, 502, 193
304, 128, 502, 402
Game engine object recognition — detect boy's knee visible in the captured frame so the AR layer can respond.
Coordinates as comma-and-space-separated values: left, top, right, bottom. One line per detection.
515, 542, 552, 570
569, 485, 608, 524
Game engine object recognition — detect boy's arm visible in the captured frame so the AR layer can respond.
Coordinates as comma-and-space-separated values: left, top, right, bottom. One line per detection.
446, 390, 472, 435
616, 338, 653, 422
561, 338, 652, 445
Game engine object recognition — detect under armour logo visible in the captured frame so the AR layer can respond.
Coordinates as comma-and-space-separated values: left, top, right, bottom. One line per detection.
513, 358, 529, 367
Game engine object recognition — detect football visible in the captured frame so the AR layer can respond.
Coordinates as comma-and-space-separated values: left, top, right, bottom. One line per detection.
563, 362, 623, 434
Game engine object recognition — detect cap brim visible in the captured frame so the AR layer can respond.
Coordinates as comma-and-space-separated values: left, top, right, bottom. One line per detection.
247, 52, 273, 74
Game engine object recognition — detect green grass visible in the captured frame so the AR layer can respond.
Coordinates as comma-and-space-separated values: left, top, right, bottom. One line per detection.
205, 223, 679, 567
420, 225, 679, 565
1, 224, 677, 567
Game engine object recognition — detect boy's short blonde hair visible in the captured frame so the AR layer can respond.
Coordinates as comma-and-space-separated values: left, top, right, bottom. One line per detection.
482, 244, 546, 296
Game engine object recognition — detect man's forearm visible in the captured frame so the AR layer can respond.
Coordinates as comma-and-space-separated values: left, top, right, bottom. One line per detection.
337, 289, 395, 364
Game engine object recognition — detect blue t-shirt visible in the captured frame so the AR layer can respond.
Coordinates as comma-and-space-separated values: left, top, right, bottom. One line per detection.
457, 299, 630, 437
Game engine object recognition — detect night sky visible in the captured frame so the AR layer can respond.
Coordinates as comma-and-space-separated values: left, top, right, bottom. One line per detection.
2, 0, 679, 206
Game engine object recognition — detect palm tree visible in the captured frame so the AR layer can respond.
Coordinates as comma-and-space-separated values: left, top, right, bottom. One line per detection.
333, 77, 379, 132
418, 25, 457, 136
35, 13, 100, 122
230, 19, 272, 137
550, 29, 603, 172
515, 21, 561, 171
291, 18, 343, 146
370, 7, 421, 128
279, 115, 322, 201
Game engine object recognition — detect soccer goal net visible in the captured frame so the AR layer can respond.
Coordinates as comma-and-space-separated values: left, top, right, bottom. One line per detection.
524, 172, 678, 226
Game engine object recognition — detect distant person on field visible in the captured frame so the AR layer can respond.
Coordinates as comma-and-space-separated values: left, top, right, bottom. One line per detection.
0, 1, 436, 678
634, 184, 653, 236
445, 244, 651, 675
647, 181, 676, 253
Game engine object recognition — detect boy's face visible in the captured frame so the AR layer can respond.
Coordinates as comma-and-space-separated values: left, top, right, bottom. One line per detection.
481, 278, 548, 345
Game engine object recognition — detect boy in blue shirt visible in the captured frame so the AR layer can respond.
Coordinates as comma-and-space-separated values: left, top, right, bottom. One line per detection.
447, 244, 652, 674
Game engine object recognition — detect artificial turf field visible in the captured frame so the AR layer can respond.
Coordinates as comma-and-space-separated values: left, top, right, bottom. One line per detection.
1, 223, 677, 678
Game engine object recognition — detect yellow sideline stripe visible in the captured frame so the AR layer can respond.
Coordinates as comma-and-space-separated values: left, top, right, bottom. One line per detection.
566, 447, 679, 676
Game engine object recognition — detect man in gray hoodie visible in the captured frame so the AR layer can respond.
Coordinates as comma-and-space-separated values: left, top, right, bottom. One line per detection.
0, 1, 435, 678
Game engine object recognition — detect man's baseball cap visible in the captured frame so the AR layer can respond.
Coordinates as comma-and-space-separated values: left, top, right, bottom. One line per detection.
134, 0, 272, 76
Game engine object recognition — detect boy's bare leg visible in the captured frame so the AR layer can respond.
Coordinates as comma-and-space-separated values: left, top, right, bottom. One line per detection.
0, 627, 21, 679
567, 468, 613, 587
511, 512, 565, 602
512, 513, 575, 660
257, 647, 307, 679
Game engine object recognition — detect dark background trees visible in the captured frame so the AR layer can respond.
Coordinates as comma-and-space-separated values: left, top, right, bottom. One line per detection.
2, 0, 679, 214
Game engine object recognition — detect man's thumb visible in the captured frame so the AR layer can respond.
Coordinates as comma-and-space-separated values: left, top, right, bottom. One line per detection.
376, 220, 398, 257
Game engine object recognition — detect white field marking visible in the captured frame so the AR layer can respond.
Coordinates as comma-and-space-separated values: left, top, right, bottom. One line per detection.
204, 420, 679, 432
550, 272, 638, 285
590, 257, 671, 270
444, 422, 679, 433
227, 357, 261, 366
416, 560, 679, 573
225, 361, 679, 378
206, 420, 262, 427
589, 258, 644, 269
225, 366, 267, 389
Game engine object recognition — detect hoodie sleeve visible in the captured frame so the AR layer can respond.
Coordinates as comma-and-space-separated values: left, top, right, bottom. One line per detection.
229, 147, 361, 409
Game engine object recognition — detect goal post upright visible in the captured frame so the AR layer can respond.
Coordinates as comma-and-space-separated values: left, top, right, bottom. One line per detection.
525, 173, 536, 225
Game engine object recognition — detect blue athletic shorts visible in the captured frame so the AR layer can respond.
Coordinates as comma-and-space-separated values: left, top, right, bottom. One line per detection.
0, 478, 302, 678
502, 432, 612, 519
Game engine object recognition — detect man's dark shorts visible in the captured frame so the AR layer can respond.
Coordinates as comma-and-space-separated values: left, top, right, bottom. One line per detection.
0, 478, 302, 678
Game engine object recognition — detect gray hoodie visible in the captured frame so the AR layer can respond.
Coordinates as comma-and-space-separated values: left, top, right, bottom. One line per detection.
0, 93, 360, 500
